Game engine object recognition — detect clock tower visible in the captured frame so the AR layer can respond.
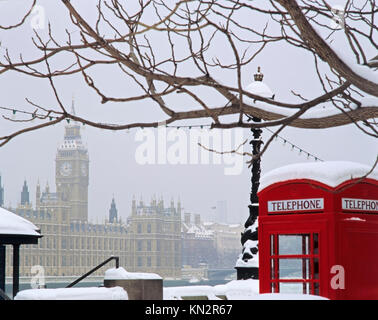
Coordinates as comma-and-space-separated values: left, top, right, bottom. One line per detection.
56, 109, 89, 221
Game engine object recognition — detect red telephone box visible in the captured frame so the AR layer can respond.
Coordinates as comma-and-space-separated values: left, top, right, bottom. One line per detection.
258, 161, 378, 300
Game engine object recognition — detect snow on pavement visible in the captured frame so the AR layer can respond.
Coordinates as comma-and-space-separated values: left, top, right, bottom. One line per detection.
14, 286, 128, 300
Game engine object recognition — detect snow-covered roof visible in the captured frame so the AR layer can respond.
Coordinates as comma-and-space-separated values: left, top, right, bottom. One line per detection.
245, 81, 273, 98
259, 161, 378, 192
0, 207, 41, 237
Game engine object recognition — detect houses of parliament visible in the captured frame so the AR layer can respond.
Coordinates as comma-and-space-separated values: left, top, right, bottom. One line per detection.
1, 115, 182, 279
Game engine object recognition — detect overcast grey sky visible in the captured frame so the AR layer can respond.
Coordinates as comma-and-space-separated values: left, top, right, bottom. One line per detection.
0, 1, 376, 224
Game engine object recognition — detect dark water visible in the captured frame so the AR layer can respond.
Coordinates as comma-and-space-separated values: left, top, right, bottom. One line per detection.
5, 279, 230, 299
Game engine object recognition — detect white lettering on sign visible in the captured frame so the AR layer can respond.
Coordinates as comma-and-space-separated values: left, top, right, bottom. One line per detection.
342, 198, 378, 212
267, 198, 324, 213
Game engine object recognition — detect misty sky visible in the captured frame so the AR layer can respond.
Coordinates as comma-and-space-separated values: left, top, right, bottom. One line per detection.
0, 1, 376, 225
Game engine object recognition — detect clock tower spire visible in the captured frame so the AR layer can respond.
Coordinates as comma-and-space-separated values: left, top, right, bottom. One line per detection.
56, 99, 89, 221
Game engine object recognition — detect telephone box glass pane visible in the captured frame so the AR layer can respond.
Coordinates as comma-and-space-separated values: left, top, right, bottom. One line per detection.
278, 234, 310, 255
279, 282, 310, 294
278, 258, 310, 279
279, 282, 303, 294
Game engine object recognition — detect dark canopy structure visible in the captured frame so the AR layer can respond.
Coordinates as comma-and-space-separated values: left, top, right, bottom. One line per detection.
0, 207, 42, 299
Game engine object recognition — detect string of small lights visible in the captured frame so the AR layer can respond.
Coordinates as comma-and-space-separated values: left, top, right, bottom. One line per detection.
264, 127, 324, 162
0, 106, 60, 121
1, 106, 324, 161
165, 124, 324, 162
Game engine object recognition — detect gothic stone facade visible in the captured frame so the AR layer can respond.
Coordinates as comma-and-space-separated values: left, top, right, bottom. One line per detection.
5, 199, 181, 279
4, 119, 182, 279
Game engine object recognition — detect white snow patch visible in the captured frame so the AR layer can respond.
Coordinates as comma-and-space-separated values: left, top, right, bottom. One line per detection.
246, 81, 274, 98
235, 253, 259, 268
312, 23, 378, 85
243, 239, 258, 251
241, 26, 378, 121
259, 161, 378, 191
245, 221, 258, 233
0, 207, 41, 236
14, 286, 128, 300
104, 267, 162, 280
243, 73, 376, 121
344, 217, 366, 222
333, 46, 378, 85
213, 279, 260, 300
243, 96, 362, 120
250, 293, 328, 300
164, 280, 328, 300
163, 285, 219, 300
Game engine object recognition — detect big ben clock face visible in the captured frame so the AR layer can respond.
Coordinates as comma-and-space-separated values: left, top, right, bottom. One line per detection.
60, 162, 72, 176
81, 163, 88, 176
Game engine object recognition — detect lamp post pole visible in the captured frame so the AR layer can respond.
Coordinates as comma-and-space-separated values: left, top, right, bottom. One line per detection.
248, 117, 263, 233
236, 67, 269, 280
236, 117, 262, 280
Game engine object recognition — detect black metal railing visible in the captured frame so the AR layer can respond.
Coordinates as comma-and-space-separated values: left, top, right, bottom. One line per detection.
66, 256, 119, 288
0, 288, 11, 300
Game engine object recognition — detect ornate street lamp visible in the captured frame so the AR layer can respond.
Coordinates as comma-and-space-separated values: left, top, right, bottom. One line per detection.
236, 67, 274, 280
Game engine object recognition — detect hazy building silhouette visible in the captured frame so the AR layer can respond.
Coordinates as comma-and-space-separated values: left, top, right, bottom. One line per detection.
21, 180, 30, 206
109, 197, 118, 223
216, 200, 228, 224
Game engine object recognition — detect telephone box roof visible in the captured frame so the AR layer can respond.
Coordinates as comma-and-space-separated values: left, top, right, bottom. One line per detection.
259, 161, 378, 192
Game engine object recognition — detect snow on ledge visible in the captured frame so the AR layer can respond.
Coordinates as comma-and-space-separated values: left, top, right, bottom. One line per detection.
259, 161, 378, 192
14, 286, 128, 300
104, 267, 162, 280
163, 280, 328, 300
0, 207, 41, 236
164, 285, 219, 300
